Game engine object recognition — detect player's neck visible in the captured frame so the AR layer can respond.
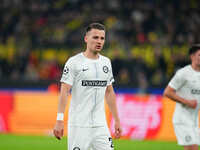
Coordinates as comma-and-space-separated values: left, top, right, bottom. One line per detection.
191, 63, 200, 72
83, 50, 99, 60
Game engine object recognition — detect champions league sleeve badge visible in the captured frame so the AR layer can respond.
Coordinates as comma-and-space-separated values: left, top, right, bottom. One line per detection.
63, 66, 69, 75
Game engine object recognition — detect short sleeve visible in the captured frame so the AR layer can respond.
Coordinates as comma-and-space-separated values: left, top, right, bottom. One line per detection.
107, 60, 115, 86
60, 58, 75, 85
168, 69, 186, 90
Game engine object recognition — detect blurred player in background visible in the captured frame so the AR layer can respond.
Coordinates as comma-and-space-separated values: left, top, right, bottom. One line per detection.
164, 45, 200, 150
53, 23, 122, 150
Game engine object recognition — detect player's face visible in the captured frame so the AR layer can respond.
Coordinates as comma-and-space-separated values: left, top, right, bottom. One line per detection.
84, 29, 105, 53
191, 49, 200, 67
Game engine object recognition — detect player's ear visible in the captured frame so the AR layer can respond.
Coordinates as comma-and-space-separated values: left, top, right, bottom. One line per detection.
84, 35, 88, 43
190, 53, 194, 61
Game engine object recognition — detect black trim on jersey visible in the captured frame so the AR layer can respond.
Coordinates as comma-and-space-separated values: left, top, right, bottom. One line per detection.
82, 80, 107, 87
110, 76, 114, 82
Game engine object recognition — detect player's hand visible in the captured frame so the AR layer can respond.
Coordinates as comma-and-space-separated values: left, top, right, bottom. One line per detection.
53, 120, 64, 140
185, 99, 197, 109
114, 121, 122, 139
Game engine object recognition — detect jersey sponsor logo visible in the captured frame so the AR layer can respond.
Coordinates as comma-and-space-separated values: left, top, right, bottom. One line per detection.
103, 66, 109, 73
191, 89, 200, 94
82, 80, 107, 87
73, 147, 80, 150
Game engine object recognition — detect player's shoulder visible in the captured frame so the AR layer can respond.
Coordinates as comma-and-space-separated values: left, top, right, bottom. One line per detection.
99, 54, 111, 63
176, 65, 191, 75
178, 65, 191, 72
65, 53, 82, 64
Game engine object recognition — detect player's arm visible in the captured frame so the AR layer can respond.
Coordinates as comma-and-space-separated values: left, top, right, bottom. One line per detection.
163, 86, 197, 109
53, 83, 71, 140
105, 85, 122, 138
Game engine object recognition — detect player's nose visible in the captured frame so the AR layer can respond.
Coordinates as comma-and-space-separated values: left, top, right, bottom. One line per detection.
97, 38, 103, 44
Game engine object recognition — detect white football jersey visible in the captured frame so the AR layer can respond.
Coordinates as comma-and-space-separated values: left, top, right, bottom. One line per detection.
60, 52, 114, 127
169, 65, 200, 126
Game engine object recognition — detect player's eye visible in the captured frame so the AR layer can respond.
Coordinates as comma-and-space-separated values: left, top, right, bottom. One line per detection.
93, 36, 98, 39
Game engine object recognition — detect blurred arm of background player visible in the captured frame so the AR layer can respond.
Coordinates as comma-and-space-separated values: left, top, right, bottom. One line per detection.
53, 83, 71, 140
105, 85, 122, 139
164, 86, 197, 109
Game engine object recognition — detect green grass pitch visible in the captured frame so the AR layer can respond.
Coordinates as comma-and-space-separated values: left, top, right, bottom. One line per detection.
0, 134, 185, 150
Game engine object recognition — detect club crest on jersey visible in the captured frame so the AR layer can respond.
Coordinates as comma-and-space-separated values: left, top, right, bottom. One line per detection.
63, 66, 69, 75
103, 66, 109, 73
73, 147, 80, 150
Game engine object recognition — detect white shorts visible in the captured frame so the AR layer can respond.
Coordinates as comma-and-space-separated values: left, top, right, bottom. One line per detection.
173, 124, 200, 146
68, 126, 114, 150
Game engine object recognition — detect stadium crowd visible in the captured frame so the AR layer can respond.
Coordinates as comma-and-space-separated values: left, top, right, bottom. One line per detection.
0, 0, 199, 90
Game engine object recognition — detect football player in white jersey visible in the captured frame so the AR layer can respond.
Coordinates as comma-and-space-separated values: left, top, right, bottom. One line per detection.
164, 45, 200, 150
53, 23, 122, 150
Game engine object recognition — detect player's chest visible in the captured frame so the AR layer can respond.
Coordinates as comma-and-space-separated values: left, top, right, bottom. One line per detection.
185, 74, 200, 92
75, 62, 110, 79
